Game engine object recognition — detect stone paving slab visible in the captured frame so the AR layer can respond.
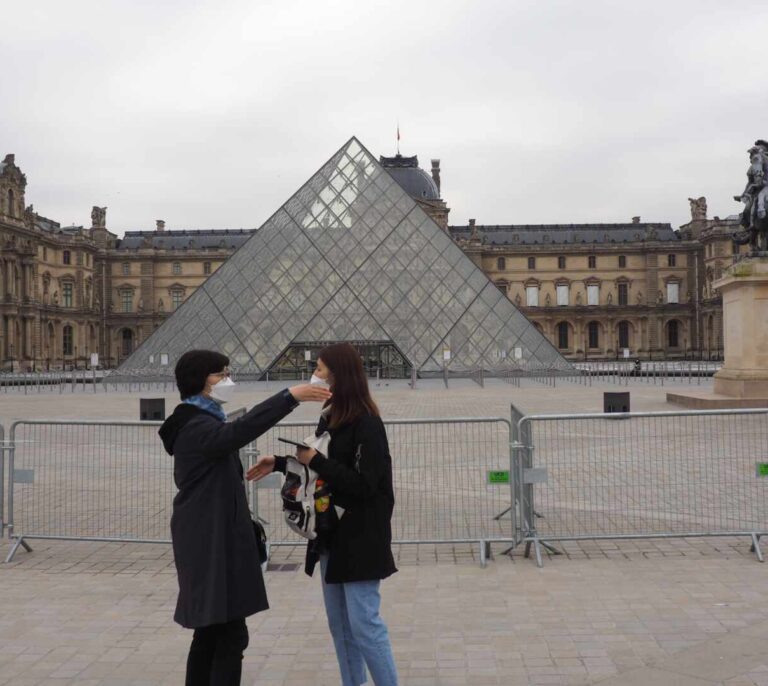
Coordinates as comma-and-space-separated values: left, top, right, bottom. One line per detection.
1, 380, 766, 685
1, 539, 768, 685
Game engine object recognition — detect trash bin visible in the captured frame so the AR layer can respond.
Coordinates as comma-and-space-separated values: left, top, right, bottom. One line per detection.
604, 392, 630, 413
140, 398, 166, 421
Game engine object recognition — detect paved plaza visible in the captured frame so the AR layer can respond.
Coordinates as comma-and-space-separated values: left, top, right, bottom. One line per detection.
1, 379, 767, 685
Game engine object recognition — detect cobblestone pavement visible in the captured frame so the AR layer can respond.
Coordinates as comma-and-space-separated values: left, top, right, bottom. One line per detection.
1, 379, 767, 685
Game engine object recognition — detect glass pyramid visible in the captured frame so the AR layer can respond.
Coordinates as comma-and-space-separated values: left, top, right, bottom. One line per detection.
116, 137, 571, 378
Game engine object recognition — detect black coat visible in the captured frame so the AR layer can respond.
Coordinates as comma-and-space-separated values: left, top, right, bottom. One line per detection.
159, 390, 298, 628
304, 413, 397, 584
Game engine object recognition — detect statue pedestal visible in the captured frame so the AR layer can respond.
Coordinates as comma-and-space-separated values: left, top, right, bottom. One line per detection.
713, 257, 768, 398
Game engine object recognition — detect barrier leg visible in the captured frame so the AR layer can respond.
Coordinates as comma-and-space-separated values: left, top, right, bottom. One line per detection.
5, 536, 32, 563
479, 540, 488, 568
750, 533, 763, 562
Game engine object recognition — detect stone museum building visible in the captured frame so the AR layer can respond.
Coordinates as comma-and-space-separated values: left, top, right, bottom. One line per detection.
0, 147, 743, 370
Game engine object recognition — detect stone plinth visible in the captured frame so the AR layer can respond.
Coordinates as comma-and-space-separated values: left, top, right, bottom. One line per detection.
713, 257, 768, 398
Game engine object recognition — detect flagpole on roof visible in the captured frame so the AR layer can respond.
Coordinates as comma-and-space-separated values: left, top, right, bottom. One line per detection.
396, 121, 400, 155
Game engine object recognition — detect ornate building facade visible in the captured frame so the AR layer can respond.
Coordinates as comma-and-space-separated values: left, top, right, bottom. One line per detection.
0, 151, 739, 369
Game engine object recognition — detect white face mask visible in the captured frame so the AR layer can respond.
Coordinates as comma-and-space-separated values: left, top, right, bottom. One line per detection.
310, 373, 327, 386
210, 376, 236, 403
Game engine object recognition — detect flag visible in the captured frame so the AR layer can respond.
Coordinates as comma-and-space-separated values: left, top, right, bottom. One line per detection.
397, 124, 400, 141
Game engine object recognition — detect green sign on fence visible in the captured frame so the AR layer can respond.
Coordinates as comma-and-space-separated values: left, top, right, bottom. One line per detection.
757, 463, 768, 477
487, 470, 510, 485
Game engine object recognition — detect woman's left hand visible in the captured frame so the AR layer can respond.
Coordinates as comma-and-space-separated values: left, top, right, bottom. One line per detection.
296, 447, 317, 466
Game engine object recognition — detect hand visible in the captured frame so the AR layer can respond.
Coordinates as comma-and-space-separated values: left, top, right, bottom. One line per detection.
246, 455, 275, 482
289, 384, 332, 403
295, 447, 317, 466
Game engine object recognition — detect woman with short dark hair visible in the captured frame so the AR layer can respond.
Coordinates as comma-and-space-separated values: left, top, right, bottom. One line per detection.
248, 343, 398, 686
159, 349, 330, 685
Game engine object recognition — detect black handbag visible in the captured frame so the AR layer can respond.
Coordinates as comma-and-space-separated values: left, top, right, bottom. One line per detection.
251, 517, 268, 563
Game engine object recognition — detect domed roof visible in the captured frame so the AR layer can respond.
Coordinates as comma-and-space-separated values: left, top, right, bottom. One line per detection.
379, 154, 439, 201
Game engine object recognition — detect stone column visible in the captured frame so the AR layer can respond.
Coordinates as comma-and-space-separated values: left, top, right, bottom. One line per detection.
713, 258, 768, 397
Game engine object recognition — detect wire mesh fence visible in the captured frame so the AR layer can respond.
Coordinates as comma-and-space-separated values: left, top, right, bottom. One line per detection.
517, 409, 768, 565
244, 418, 515, 549
4, 415, 515, 564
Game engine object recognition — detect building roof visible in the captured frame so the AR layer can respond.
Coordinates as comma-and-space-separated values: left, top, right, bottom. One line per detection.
379, 154, 440, 200
115, 229, 255, 251
448, 222, 680, 245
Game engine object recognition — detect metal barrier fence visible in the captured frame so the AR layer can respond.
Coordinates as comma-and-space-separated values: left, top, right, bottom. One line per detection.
516, 409, 768, 566
244, 418, 514, 564
4, 416, 514, 566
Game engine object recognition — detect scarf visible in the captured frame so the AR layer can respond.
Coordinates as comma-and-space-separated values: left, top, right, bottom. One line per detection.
183, 394, 227, 421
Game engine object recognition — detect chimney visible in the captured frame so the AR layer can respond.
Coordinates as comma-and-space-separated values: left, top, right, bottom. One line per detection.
632, 216, 641, 224
430, 159, 441, 195
156, 219, 166, 232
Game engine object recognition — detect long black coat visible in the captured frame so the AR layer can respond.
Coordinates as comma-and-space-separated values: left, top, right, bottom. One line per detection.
304, 413, 397, 584
159, 390, 297, 629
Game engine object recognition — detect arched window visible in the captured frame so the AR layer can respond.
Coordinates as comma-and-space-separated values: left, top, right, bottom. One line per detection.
588, 321, 599, 349
618, 321, 630, 349
62, 325, 74, 356
496, 257, 506, 270
667, 320, 679, 348
121, 329, 134, 357
557, 322, 569, 350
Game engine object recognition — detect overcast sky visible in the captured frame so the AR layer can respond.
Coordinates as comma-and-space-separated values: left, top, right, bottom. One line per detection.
3, 0, 767, 236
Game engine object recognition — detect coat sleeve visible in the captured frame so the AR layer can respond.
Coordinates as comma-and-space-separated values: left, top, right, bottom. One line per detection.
193, 390, 298, 459
309, 416, 389, 499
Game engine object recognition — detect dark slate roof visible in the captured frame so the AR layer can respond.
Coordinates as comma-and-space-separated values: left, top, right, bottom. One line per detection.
116, 229, 255, 251
380, 154, 439, 200
448, 223, 679, 245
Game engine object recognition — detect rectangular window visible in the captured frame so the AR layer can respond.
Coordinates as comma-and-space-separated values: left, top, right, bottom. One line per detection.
63, 250, 71, 265
62, 283, 73, 308
527, 256, 536, 270
122, 291, 132, 312
557, 323, 569, 349
618, 255, 626, 268
556, 284, 569, 306
588, 322, 599, 349
43, 247, 48, 261
62, 326, 73, 356
667, 282, 679, 304
204, 261, 212, 275
171, 290, 184, 310
122, 262, 130, 276
668, 254, 676, 267
173, 262, 182, 275
526, 286, 539, 307
76, 252, 83, 265
588, 255, 596, 269
587, 284, 599, 306
618, 283, 628, 306
557, 256, 566, 269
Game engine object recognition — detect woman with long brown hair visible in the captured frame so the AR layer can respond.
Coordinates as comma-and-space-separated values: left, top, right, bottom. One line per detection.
247, 343, 398, 685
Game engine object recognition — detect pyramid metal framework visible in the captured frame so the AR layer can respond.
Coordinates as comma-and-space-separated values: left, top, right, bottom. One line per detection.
116, 138, 571, 377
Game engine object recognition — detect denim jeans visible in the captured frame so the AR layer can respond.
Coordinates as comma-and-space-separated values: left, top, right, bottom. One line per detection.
320, 555, 398, 686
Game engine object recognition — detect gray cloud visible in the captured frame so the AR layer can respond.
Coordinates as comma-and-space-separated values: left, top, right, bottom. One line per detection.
3, 0, 767, 234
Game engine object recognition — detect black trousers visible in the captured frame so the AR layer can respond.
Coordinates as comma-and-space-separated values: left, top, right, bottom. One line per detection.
185, 618, 249, 686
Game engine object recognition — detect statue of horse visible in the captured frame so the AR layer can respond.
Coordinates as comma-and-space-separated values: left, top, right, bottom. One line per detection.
734, 140, 768, 253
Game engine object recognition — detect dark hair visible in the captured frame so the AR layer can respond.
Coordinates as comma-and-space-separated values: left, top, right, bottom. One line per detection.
175, 349, 229, 399
318, 343, 379, 428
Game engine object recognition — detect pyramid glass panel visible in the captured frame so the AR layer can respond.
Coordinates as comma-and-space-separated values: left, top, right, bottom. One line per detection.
115, 137, 571, 379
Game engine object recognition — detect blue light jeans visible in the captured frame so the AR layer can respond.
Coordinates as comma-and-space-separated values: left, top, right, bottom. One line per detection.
320, 555, 398, 686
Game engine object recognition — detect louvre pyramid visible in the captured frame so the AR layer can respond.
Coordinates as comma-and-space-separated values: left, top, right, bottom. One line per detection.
117, 137, 571, 377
